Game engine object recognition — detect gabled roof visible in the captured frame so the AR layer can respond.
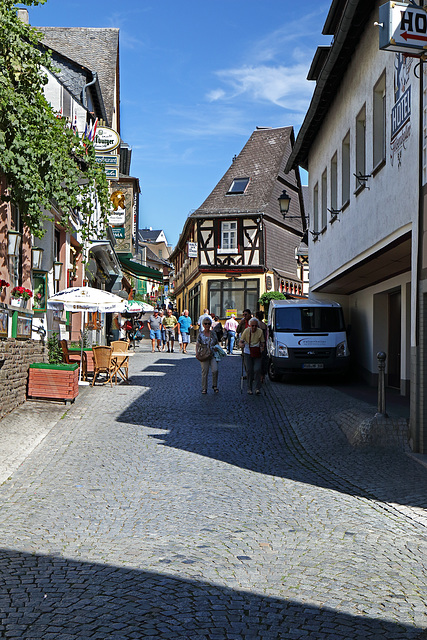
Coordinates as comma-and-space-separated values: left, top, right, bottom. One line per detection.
193, 126, 294, 217
138, 228, 166, 243
35, 27, 119, 127
286, 0, 375, 172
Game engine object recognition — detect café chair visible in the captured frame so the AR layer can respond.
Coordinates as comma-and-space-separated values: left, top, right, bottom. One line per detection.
91, 346, 114, 387
60, 339, 87, 380
110, 340, 129, 384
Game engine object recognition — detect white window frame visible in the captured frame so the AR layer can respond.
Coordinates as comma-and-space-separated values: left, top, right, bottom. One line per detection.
355, 105, 366, 190
342, 132, 350, 206
373, 72, 386, 170
218, 220, 238, 254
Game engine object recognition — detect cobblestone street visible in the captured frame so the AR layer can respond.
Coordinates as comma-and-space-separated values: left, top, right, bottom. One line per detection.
0, 344, 426, 639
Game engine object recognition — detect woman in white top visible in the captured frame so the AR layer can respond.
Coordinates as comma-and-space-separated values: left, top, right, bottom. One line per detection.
239, 318, 265, 395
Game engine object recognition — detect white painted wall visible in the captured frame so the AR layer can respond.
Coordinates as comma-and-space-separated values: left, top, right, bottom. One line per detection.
308, 13, 418, 289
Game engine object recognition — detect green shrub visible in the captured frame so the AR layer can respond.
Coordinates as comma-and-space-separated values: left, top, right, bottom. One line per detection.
47, 332, 63, 364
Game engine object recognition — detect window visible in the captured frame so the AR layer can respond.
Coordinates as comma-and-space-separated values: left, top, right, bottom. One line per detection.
220, 220, 237, 252
208, 279, 259, 318
227, 178, 249, 194
321, 169, 327, 230
355, 105, 366, 189
373, 73, 386, 169
313, 183, 319, 233
331, 153, 338, 212
189, 283, 200, 324
158, 249, 162, 258
342, 132, 350, 206
10, 203, 21, 287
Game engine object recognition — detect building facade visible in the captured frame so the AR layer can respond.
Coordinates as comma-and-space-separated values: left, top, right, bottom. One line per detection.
286, 0, 427, 452
171, 126, 307, 322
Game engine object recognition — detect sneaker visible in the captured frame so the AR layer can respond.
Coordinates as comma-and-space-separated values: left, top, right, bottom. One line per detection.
247, 390, 253, 395
255, 390, 261, 395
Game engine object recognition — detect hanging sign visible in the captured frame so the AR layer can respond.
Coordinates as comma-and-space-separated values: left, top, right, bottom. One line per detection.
187, 242, 197, 258
93, 127, 121, 153
379, 1, 427, 55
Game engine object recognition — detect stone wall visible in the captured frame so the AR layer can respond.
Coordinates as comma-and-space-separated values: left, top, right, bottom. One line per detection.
0, 339, 47, 420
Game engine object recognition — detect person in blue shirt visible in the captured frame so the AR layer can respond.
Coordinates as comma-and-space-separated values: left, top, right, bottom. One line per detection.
177, 309, 193, 354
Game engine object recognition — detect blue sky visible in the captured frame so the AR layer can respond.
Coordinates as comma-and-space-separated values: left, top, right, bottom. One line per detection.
26, 0, 331, 247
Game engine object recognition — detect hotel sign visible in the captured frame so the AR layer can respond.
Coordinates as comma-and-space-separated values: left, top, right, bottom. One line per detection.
379, 2, 427, 55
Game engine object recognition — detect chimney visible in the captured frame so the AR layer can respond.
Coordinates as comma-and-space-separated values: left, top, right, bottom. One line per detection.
17, 8, 29, 24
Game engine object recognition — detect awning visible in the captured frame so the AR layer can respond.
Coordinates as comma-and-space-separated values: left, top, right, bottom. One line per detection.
118, 255, 163, 283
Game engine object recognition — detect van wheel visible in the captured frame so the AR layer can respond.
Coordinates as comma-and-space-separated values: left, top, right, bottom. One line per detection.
268, 360, 281, 382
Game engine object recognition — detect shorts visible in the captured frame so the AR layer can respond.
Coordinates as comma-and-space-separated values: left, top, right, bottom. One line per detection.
181, 332, 190, 344
149, 329, 161, 340
165, 327, 175, 342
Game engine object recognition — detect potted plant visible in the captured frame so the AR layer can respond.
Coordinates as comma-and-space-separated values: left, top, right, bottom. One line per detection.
27, 332, 80, 403
10, 285, 33, 308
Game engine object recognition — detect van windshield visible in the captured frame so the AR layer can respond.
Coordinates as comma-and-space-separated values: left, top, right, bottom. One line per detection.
275, 307, 345, 332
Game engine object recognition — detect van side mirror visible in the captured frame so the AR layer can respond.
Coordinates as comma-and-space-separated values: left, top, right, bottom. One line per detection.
268, 324, 274, 338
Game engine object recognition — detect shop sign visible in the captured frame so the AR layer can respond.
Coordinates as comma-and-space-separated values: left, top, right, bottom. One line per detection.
109, 211, 126, 225
187, 242, 197, 258
226, 309, 237, 317
105, 166, 119, 180
95, 155, 119, 166
379, 1, 427, 54
112, 227, 125, 239
93, 127, 121, 153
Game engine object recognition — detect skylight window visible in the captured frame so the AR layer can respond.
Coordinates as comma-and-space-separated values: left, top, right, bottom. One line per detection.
227, 177, 249, 194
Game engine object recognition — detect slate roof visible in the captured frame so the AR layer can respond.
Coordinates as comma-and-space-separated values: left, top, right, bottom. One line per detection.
193, 126, 293, 217
138, 229, 164, 242
35, 27, 119, 127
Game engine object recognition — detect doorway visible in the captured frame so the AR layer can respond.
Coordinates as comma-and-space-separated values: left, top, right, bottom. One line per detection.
388, 290, 401, 389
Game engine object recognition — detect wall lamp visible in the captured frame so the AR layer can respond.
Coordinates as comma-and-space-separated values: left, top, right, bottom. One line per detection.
278, 189, 308, 221
53, 261, 63, 282
7, 230, 22, 257
31, 247, 44, 270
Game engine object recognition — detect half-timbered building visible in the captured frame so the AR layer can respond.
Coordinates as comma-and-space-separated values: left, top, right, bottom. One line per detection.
170, 126, 307, 322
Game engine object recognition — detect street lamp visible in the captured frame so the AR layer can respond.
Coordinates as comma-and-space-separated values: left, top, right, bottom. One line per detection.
31, 247, 44, 270
7, 230, 22, 257
53, 261, 63, 282
278, 189, 291, 217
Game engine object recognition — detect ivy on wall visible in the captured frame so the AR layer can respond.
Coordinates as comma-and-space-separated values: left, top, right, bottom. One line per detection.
0, 0, 110, 238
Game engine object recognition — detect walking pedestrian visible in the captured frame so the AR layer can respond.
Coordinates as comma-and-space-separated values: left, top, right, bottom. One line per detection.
224, 314, 238, 354
198, 308, 210, 328
178, 309, 193, 354
147, 309, 162, 352
239, 317, 265, 395
256, 310, 268, 383
196, 316, 219, 394
159, 309, 167, 351
162, 308, 178, 352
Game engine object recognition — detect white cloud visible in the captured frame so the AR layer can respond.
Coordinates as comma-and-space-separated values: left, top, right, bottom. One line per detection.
209, 64, 314, 114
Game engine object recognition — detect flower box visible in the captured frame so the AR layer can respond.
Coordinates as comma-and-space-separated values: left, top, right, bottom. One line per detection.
10, 297, 26, 308
27, 363, 79, 402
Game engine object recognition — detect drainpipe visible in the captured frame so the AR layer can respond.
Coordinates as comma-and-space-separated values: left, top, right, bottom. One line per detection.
82, 72, 98, 110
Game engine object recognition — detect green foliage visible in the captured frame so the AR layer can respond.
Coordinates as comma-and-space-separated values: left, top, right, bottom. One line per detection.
47, 331, 63, 364
0, 0, 110, 238
258, 290, 286, 311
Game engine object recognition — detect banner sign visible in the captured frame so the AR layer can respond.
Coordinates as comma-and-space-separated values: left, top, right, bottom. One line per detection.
93, 127, 121, 153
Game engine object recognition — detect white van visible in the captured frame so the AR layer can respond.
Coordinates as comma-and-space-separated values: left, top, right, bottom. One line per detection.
267, 298, 350, 380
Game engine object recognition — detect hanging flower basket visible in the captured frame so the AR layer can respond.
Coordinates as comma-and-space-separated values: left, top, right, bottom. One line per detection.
10, 286, 33, 308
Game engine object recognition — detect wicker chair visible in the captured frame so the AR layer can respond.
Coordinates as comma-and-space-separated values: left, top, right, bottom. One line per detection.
110, 340, 129, 384
91, 346, 114, 386
60, 339, 87, 380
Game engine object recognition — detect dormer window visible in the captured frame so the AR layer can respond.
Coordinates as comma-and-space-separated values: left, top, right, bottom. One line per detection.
227, 177, 249, 195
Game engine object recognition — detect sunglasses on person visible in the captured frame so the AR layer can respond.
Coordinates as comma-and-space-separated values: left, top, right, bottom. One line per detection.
203, 322, 211, 326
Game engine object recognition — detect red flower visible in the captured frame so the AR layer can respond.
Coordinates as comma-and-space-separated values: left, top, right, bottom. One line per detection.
0, 279, 10, 289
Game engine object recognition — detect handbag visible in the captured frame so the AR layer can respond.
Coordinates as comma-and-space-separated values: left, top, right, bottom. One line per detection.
249, 331, 262, 358
196, 342, 212, 361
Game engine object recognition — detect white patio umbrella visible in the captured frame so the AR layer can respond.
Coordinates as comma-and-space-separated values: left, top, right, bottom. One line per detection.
48, 286, 126, 385
47, 286, 126, 312
122, 299, 154, 314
